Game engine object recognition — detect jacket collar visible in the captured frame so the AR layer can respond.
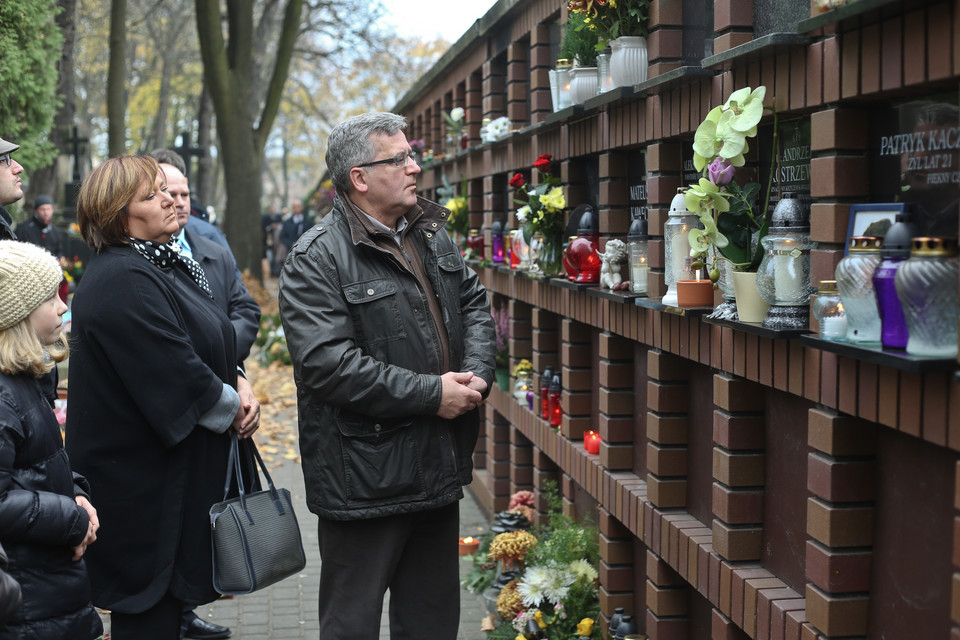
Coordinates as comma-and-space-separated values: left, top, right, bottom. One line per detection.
338, 193, 450, 249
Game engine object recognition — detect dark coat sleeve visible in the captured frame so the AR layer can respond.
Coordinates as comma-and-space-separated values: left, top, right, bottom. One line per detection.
188, 232, 261, 364
0, 542, 21, 628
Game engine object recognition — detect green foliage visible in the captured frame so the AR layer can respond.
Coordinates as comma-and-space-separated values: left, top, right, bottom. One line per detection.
0, 1, 64, 171
561, 12, 599, 67
254, 314, 291, 365
460, 534, 497, 594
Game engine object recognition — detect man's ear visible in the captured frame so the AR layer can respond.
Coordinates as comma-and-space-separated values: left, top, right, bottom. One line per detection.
350, 167, 369, 194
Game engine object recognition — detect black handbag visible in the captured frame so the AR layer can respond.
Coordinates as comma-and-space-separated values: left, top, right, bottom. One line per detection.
209, 432, 306, 595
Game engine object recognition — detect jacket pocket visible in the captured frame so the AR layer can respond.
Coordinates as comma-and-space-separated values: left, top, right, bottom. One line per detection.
335, 409, 426, 505
342, 279, 407, 347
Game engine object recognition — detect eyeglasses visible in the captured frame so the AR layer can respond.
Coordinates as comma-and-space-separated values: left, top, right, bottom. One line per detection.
356, 150, 416, 169
0, 154, 10, 168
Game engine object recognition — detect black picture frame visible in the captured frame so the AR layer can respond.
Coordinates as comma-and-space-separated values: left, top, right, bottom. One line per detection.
844, 203, 906, 255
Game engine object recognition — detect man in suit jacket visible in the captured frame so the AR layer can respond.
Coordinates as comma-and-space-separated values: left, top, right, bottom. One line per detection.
16, 194, 62, 258
153, 155, 260, 640
278, 199, 312, 259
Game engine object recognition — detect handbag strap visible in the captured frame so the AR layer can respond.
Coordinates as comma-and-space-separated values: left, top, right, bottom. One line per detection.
221, 432, 286, 518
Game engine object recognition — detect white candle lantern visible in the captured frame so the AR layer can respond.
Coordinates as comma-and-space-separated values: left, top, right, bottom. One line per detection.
755, 193, 817, 329
662, 188, 698, 306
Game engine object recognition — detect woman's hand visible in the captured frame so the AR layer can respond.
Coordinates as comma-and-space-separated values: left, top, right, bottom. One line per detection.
234, 376, 261, 439
72, 496, 99, 561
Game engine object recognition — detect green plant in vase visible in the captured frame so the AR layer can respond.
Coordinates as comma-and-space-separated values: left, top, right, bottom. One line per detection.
561, 11, 599, 67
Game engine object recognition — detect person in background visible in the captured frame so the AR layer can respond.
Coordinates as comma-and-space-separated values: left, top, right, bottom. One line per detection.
0, 241, 102, 640
279, 112, 495, 639
276, 199, 311, 268
0, 138, 24, 240
16, 195, 62, 258
65, 156, 259, 640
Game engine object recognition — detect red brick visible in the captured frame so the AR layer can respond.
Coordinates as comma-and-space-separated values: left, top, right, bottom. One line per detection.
805, 540, 872, 593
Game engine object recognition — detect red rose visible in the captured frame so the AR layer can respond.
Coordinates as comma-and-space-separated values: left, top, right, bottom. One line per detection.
509, 173, 525, 189
533, 154, 552, 173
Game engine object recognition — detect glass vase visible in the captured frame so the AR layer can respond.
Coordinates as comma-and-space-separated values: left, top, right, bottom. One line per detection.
835, 236, 882, 343
895, 237, 959, 357
536, 230, 564, 277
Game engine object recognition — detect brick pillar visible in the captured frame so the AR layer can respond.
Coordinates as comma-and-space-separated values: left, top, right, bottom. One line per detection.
468, 177, 484, 231
560, 318, 593, 440
599, 332, 635, 470
510, 430, 534, 493
599, 152, 630, 237
482, 57, 506, 121
646, 141, 683, 299
483, 174, 506, 237
506, 42, 529, 127
713, 0, 755, 55
562, 159, 588, 225
804, 408, 875, 639
509, 299, 533, 381
646, 549, 690, 640
809, 108, 869, 289
486, 410, 512, 513
530, 24, 553, 124
648, 0, 683, 79
561, 472, 577, 520
711, 373, 765, 563
532, 308, 560, 421
465, 72, 483, 147
597, 507, 637, 635
646, 350, 690, 509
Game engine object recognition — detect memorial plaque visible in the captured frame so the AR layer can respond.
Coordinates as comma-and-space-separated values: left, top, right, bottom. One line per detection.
628, 149, 647, 223
869, 95, 959, 238
759, 118, 812, 210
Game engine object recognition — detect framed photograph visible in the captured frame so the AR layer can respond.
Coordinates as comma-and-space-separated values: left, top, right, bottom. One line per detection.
845, 203, 906, 255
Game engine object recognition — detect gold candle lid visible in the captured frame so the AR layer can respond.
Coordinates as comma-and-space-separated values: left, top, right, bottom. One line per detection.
556, 58, 573, 69
910, 236, 959, 257
817, 280, 839, 294
848, 236, 882, 252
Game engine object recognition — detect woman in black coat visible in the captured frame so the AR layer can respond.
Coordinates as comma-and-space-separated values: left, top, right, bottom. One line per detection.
64, 157, 260, 640
0, 240, 102, 640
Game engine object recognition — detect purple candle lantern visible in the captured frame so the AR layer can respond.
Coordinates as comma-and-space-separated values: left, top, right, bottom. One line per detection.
872, 213, 917, 349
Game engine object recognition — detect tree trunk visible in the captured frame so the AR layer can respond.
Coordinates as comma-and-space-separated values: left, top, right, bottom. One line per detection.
107, 0, 127, 156
195, 83, 215, 209
29, 0, 78, 209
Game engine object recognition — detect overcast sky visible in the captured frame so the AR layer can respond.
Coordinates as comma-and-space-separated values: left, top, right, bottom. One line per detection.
380, 0, 497, 41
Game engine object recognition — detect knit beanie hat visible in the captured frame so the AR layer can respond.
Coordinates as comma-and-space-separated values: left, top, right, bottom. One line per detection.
0, 241, 63, 331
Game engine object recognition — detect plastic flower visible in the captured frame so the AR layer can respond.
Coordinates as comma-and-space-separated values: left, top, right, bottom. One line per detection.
708, 157, 735, 185
724, 86, 766, 133
684, 178, 730, 217
508, 489, 535, 509
693, 109, 746, 170
577, 618, 595, 636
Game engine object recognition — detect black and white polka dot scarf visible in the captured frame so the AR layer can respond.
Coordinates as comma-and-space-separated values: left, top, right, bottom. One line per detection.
130, 238, 213, 298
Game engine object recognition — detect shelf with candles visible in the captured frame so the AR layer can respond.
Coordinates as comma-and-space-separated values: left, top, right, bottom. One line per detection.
799, 334, 958, 374
635, 297, 715, 317
583, 430, 601, 455
702, 314, 811, 339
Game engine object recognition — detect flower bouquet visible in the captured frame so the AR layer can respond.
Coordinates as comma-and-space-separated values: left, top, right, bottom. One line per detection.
567, 0, 650, 47
60, 255, 84, 284
511, 155, 567, 276
443, 107, 466, 151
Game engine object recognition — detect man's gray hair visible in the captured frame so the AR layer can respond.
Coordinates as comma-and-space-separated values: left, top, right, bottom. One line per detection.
149, 148, 187, 175
326, 112, 407, 194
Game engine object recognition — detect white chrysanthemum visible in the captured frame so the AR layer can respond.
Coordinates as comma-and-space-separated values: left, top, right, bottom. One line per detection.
450, 107, 465, 122
517, 566, 551, 607
516, 205, 531, 223
542, 565, 574, 604
569, 559, 598, 583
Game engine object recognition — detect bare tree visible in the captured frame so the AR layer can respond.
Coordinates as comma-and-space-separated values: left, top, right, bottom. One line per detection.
107, 0, 126, 156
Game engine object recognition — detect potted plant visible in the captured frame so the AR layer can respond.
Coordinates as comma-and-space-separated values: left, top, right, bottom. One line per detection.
568, 0, 650, 87
681, 85, 781, 321
561, 12, 600, 104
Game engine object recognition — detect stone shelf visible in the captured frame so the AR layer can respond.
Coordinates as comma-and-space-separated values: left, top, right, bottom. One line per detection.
800, 334, 958, 373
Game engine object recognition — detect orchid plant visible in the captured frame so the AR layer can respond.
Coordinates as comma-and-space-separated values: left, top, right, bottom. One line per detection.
443, 107, 465, 140
684, 85, 779, 278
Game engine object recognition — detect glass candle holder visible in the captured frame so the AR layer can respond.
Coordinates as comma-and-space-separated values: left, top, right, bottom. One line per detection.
491, 219, 505, 263
512, 371, 532, 404
835, 236, 882, 343
627, 216, 649, 295
539, 366, 553, 421
663, 188, 698, 306
555, 59, 573, 111
596, 48, 613, 94
549, 374, 562, 428
812, 280, 847, 340
895, 237, 959, 357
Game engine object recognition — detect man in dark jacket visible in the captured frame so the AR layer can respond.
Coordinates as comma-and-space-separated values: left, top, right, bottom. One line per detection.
16, 194, 62, 257
279, 112, 496, 639
0, 138, 24, 240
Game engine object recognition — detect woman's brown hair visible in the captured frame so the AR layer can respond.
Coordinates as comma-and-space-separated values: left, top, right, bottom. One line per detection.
77, 156, 160, 253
